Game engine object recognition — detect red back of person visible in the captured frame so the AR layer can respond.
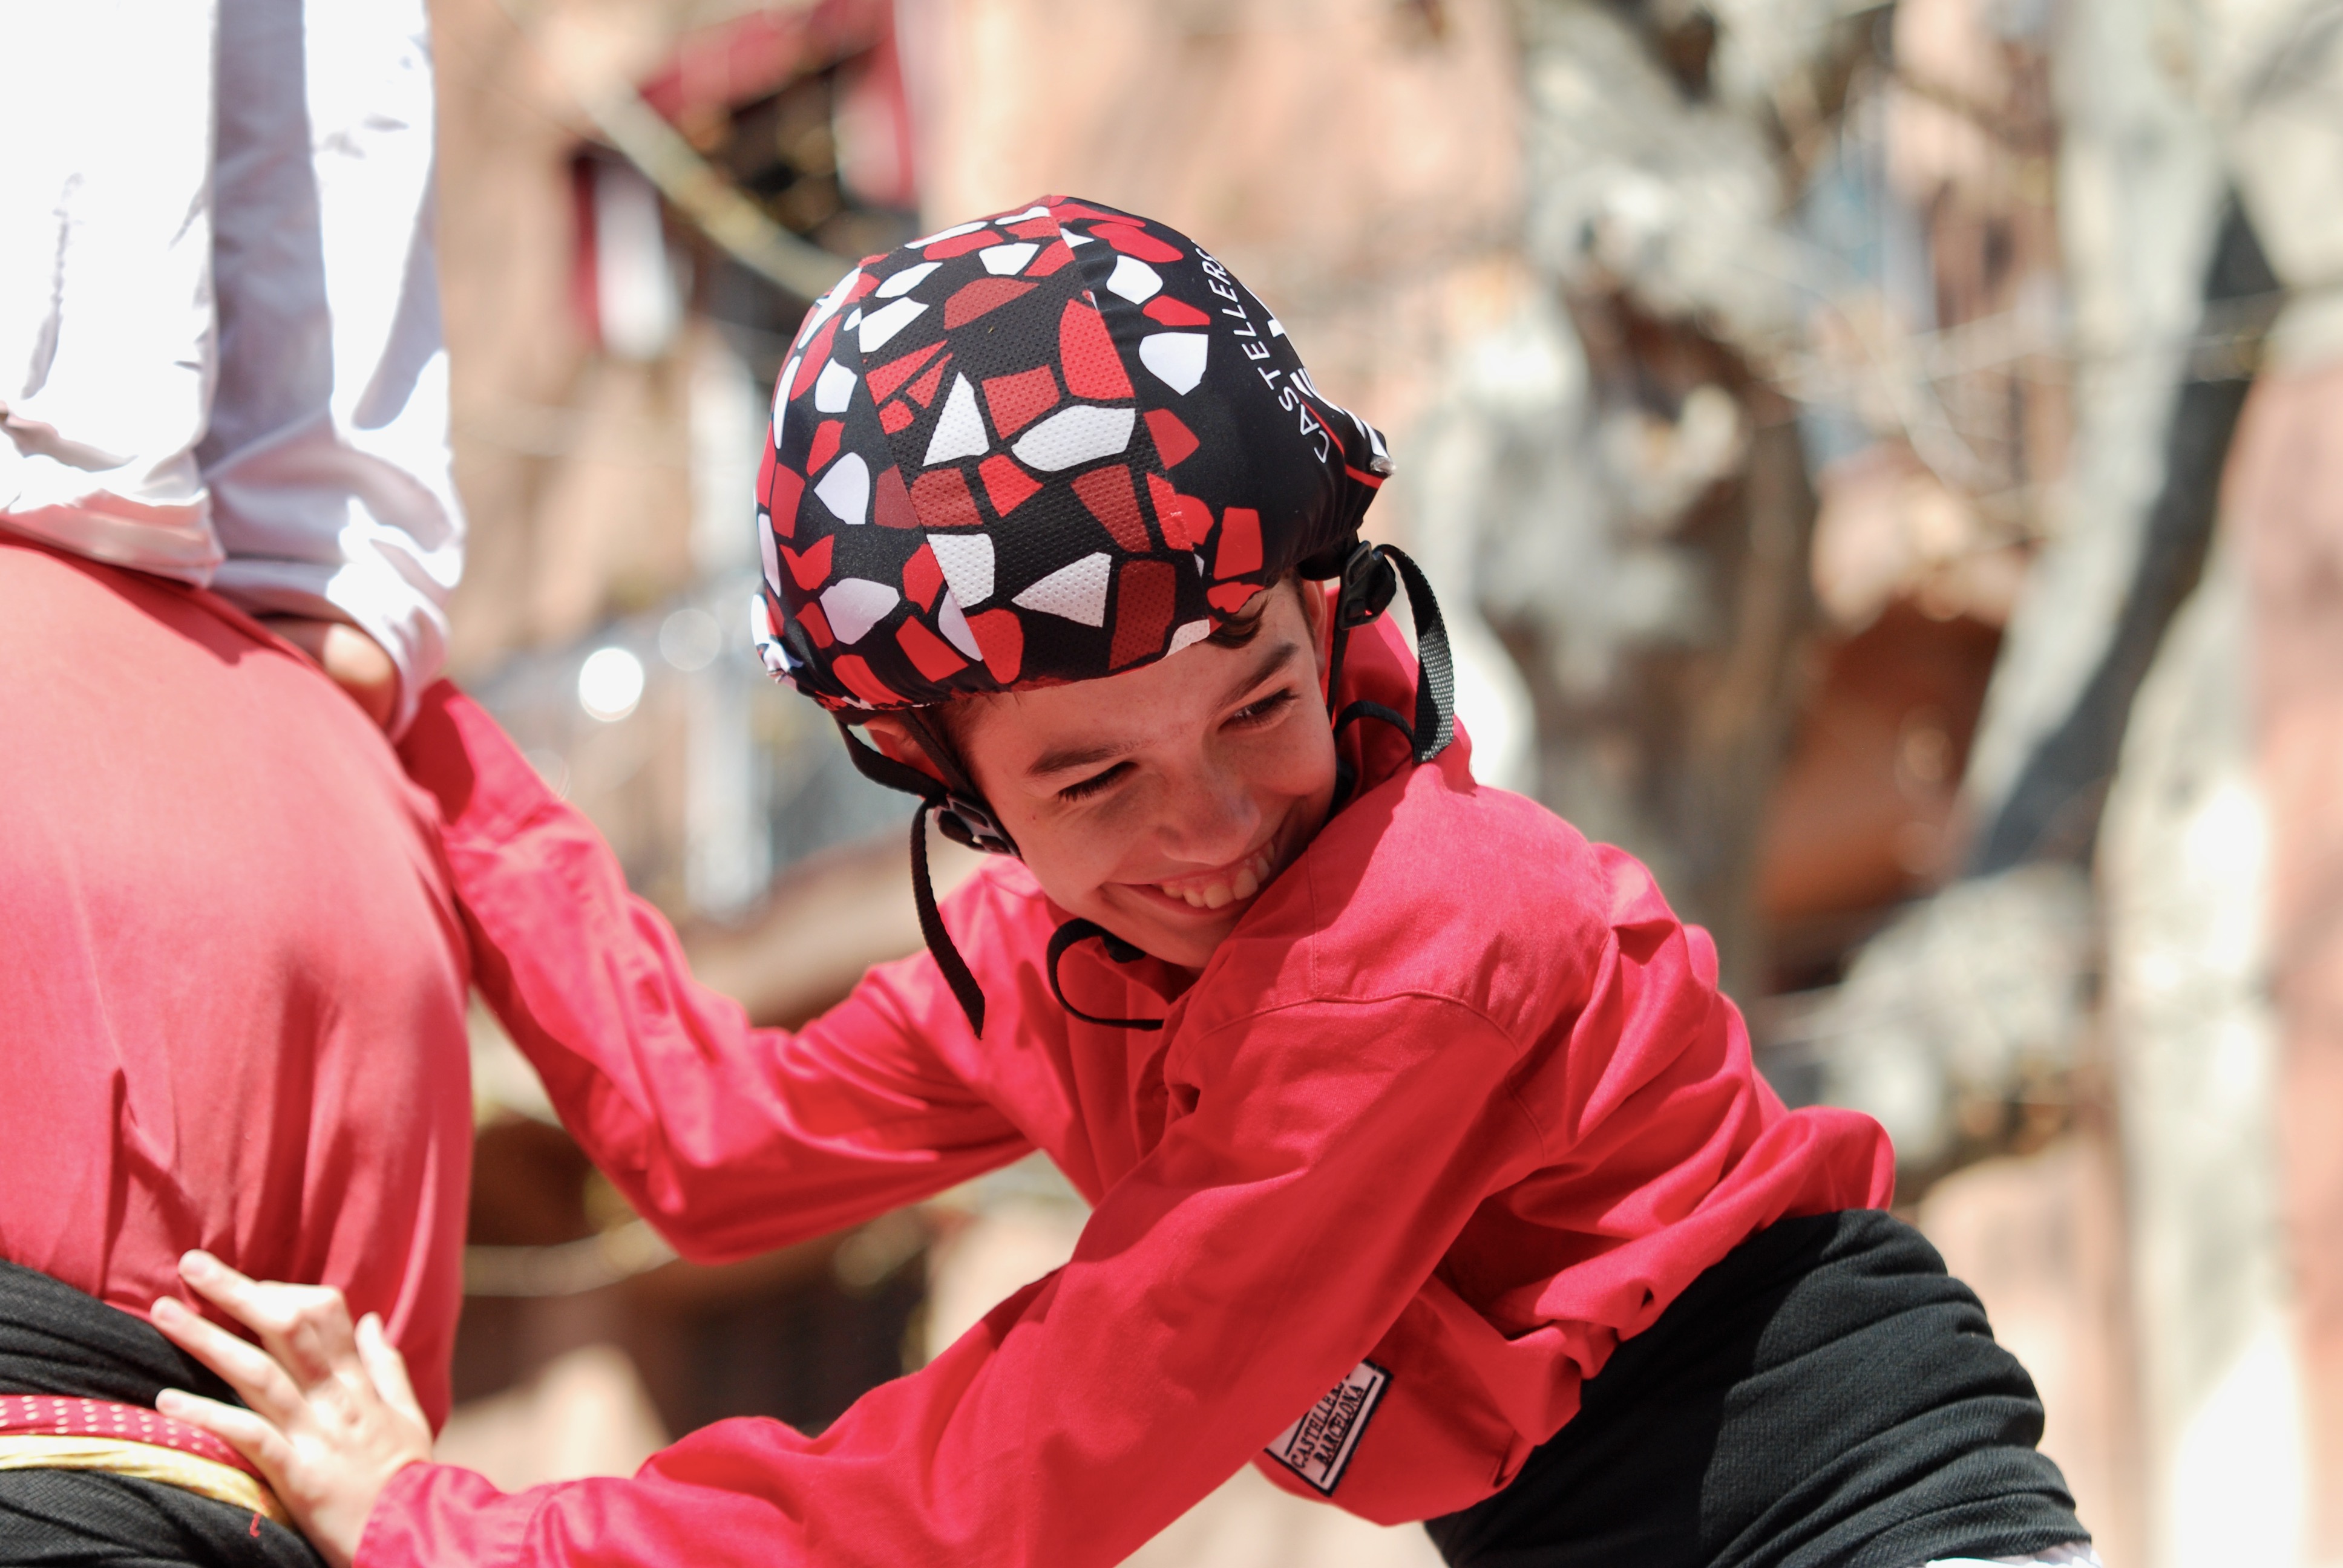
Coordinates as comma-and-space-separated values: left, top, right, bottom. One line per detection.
0, 535, 471, 1426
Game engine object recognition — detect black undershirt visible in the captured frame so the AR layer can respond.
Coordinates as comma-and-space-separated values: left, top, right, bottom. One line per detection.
1424, 1210, 2086, 1568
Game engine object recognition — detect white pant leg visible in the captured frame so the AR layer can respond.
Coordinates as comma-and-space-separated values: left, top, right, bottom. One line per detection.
1922, 1543, 2102, 1567
203, 0, 464, 733
0, 1, 224, 578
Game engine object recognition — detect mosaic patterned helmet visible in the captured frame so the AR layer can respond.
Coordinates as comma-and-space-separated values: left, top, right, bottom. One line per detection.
749, 195, 1393, 711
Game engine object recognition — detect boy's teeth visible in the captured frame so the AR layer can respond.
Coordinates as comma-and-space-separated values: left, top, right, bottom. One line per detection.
1159, 848, 1276, 910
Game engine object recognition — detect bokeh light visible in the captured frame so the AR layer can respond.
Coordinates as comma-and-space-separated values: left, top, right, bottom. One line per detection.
577, 646, 646, 722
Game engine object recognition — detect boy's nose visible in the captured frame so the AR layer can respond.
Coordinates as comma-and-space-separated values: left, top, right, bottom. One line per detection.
1155, 768, 1262, 866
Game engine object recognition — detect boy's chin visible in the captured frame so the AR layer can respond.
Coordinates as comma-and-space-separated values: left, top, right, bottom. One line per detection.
1090, 901, 1241, 975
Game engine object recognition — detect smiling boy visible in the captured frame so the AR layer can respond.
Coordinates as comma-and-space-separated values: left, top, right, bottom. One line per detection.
155, 197, 2092, 1568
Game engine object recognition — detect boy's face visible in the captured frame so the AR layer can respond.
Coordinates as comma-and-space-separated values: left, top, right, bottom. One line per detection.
896, 580, 1338, 973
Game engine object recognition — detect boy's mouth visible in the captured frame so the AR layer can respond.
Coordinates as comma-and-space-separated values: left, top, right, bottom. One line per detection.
1135, 842, 1281, 912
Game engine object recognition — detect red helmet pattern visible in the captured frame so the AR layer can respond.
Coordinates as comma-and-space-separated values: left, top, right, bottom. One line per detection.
750, 195, 1391, 711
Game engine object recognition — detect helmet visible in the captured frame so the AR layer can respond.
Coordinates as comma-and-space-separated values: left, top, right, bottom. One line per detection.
750, 195, 1393, 710
748, 196, 1450, 1033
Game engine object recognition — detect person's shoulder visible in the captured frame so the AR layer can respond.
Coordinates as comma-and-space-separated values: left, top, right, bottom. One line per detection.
1208, 760, 1676, 1039
1326, 756, 1622, 923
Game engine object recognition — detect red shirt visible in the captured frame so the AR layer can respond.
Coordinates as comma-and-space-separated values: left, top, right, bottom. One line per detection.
0, 537, 474, 1427
374, 614, 1892, 1567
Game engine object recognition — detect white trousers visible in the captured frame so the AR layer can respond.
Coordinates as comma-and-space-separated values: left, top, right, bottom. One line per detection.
1924, 1544, 2101, 1567
0, 0, 463, 731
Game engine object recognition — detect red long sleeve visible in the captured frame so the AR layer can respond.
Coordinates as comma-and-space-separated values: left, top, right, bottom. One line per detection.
402, 690, 1032, 1263
380, 649, 1890, 1567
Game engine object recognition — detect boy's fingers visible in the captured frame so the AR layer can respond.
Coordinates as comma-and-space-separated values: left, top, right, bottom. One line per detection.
175, 1252, 272, 1329
180, 1252, 350, 1388
150, 1295, 273, 1384
150, 1298, 310, 1431
270, 1290, 358, 1391
155, 1389, 294, 1478
354, 1313, 425, 1428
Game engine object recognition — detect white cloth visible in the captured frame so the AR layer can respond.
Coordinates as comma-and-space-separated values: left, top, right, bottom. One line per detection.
1923, 1543, 2101, 1567
0, 0, 463, 733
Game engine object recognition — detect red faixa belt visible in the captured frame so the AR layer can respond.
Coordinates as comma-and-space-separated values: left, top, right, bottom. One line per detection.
0, 1394, 289, 1524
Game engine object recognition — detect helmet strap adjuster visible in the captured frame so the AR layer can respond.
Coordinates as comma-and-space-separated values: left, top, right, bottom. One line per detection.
1334, 538, 1398, 630
936, 794, 1015, 857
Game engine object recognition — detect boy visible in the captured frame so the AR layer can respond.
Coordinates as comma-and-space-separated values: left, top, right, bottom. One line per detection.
156, 197, 2091, 1568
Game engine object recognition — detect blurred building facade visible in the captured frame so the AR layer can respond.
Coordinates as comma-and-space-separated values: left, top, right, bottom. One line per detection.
419, 1, 2343, 1562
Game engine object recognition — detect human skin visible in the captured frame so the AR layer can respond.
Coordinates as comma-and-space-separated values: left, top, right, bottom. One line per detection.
156, 579, 1341, 1560
154, 1253, 432, 1568
872, 576, 1337, 973
263, 615, 399, 731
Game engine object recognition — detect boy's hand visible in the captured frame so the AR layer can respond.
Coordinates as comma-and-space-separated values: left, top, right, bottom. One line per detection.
152, 1252, 431, 1568
262, 616, 399, 731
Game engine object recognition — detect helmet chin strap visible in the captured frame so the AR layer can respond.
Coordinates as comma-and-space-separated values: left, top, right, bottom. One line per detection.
833, 719, 1003, 1037
1314, 540, 1457, 808
830, 535, 1455, 1039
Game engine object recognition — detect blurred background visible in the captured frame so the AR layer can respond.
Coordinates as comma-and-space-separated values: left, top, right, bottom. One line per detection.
423, 1, 2343, 1562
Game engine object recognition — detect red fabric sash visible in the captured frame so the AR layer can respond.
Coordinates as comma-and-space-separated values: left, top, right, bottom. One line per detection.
0, 1394, 265, 1482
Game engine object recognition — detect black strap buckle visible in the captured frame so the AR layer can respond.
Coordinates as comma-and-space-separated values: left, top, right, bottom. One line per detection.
1335, 538, 1398, 630
936, 794, 1015, 857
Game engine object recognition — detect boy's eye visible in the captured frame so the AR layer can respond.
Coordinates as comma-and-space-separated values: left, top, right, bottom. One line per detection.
1230, 689, 1296, 727
1050, 690, 1293, 805
1058, 762, 1130, 803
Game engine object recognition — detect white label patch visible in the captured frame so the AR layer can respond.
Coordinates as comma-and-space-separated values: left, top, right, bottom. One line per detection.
1263, 1361, 1388, 1495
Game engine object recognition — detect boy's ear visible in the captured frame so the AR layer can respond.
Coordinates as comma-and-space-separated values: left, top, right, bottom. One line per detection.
1297, 573, 1333, 679
858, 714, 943, 780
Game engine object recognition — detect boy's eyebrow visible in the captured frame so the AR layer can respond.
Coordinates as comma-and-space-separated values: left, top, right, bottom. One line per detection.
1026, 738, 1133, 780
1214, 638, 1303, 711
1023, 640, 1305, 781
